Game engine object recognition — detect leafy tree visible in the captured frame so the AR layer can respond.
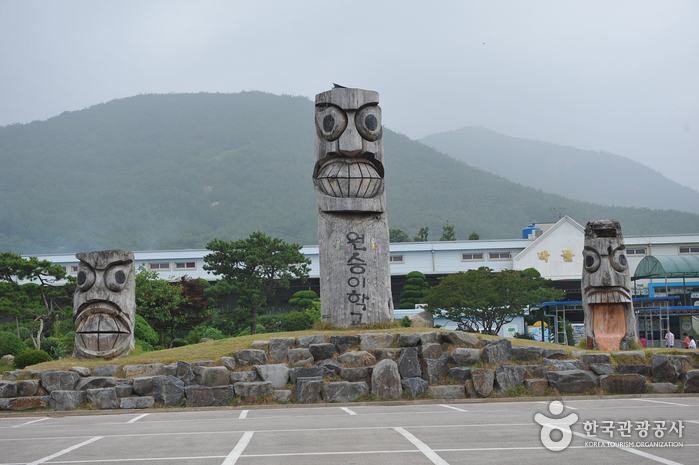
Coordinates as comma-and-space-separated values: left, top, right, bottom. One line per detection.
135, 265, 188, 348
204, 232, 311, 335
468, 230, 480, 240
413, 227, 429, 242
440, 220, 457, 241
134, 314, 159, 346
0, 252, 76, 349
399, 271, 429, 309
389, 228, 411, 243
288, 290, 319, 310
423, 267, 564, 335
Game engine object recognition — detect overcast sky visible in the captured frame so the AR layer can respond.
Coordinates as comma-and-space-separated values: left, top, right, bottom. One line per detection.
1, 0, 697, 190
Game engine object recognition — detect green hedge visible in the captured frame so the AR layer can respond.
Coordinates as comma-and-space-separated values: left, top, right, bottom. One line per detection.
13, 350, 52, 369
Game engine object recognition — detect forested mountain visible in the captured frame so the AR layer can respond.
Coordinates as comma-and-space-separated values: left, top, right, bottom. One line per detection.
1, 92, 698, 255
420, 126, 699, 214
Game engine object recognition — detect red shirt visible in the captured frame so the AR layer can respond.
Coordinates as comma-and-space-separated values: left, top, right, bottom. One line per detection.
683, 336, 690, 349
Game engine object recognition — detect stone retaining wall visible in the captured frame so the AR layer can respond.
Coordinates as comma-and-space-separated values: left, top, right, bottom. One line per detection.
2, 332, 698, 411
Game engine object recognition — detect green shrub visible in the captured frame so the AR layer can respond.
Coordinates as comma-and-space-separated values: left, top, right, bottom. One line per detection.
171, 338, 188, 347
237, 324, 267, 337
288, 290, 319, 310
400, 316, 412, 327
0, 332, 27, 356
282, 311, 314, 332
399, 271, 429, 309
135, 339, 154, 352
41, 337, 66, 359
134, 315, 159, 346
13, 349, 52, 369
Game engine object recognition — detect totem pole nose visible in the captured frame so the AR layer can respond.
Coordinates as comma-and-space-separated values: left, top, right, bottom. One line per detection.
338, 118, 363, 156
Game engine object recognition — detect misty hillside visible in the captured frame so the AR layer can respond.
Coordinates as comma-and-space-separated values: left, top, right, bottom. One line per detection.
420, 126, 699, 214
1, 92, 699, 255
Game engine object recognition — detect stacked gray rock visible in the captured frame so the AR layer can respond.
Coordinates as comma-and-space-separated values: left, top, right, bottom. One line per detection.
152, 376, 185, 406
371, 359, 402, 399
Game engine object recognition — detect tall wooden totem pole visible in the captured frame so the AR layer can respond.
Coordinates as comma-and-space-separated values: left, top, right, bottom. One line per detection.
582, 220, 637, 350
313, 87, 393, 327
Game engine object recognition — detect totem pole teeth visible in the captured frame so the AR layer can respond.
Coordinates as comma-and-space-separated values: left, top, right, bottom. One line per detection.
75, 302, 131, 357
315, 159, 383, 198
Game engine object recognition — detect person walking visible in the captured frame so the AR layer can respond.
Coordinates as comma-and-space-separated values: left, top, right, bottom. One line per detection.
689, 335, 696, 349
682, 333, 690, 349
665, 330, 675, 348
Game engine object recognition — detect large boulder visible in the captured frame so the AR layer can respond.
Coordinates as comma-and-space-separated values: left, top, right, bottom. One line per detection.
87, 388, 119, 409
371, 359, 402, 399
289, 367, 324, 384
92, 364, 120, 376
650, 383, 679, 394
1, 355, 15, 366
230, 371, 257, 384
420, 354, 449, 385
0, 380, 18, 398
600, 374, 648, 394
268, 337, 295, 362
359, 333, 397, 351
481, 339, 512, 365
429, 385, 465, 399
419, 343, 443, 359
176, 361, 196, 386
401, 377, 428, 397
495, 365, 526, 393
287, 348, 314, 366
524, 379, 548, 396
75, 377, 117, 391
193, 366, 231, 387
186, 385, 237, 406
132, 377, 154, 396
123, 364, 166, 378
250, 341, 269, 350
613, 350, 646, 361
253, 364, 290, 389
235, 349, 267, 366
339, 367, 372, 382
409, 311, 434, 328
448, 367, 472, 383
471, 369, 495, 397
152, 376, 185, 406
119, 396, 154, 409
582, 353, 612, 365
441, 331, 479, 347
296, 377, 323, 403
274, 390, 292, 403
323, 381, 369, 403
231, 382, 271, 402
317, 359, 342, 375
616, 365, 651, 376
0, 396, 49, 411
542, 349, 567, 360
450, 348, 481, 366
49, 390, 86, 411
546, 370, 597, 394
337, 350, 375, 367
397, 333, 421, 347
70, 366, 91, 377
18, 380, 40, 397
418, 331, 441, 345
329, 335, 359, 353
309, 343, 336, 361
680, 370, 699, 393
522, 365, 548, 379
115, 385, 133, 398
397, 347, 421, 379
296, 335, 327, 348
373, 348, 402, 362
220, 357, 236, 371
40, 371, 80, 392
511, 345, 544, 361
651, 355, 691, 383
543, 358, 584, 371
589, 363, 616, 376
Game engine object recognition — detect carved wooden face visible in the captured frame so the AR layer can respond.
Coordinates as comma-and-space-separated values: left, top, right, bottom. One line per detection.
73, 250, 135, 359
582, 220, 631, 304
313, 88, 385, 212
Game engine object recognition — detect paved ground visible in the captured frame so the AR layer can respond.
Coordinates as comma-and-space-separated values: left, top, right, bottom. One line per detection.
1, 396, 697, 465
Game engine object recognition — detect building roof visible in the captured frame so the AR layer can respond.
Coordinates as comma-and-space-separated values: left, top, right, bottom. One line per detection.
632, 255, 699, 280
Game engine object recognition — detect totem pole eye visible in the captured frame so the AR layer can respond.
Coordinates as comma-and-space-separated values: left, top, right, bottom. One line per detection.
355, 105, 382, 141
583, 250, 600, 272
611, 249, 628, 272
77, 265, 96, 292
315, 105, 347, 141
105, 264, 130, 292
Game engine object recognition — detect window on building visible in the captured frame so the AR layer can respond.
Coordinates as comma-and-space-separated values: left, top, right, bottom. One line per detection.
175, 261, 196, 270
389, 254, 404, 264
148, 262, 170, 270
679, 246, 699, 254
626, 248, 647, 256
461, 252, 484, 261
70, 265, 79, 273
488, 251, 512, 260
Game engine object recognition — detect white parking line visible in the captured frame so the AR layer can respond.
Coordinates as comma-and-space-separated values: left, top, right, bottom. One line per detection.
394, 427, 450, 465
538, 401, 577, 410
221, 431, 254, 465
440, 404, 467, 412
27, 436, 103, 465
340, 407, 357, 415
572, 431, 683, 465
238, 410, 248, 419
632, 399, 690, 407
12, 418, 49, 428
126, 414, 149, 424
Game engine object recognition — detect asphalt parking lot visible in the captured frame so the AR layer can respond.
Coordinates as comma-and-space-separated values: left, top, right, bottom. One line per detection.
1, 396, 697, 465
